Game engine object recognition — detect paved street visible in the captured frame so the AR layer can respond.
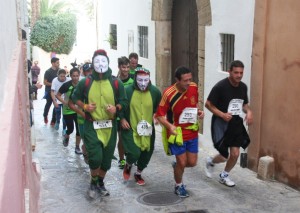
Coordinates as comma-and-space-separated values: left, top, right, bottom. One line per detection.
32, 96, 300, 213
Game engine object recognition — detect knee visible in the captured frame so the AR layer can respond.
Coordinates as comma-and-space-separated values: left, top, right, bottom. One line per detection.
187, 160, 197, 167
229, 150, 240, 160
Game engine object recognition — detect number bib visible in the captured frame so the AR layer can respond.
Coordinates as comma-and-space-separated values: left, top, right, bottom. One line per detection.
137, 120, 152, 136
93, 120, 112, 129
179, 107, 198, 124
227, 99, 244, 115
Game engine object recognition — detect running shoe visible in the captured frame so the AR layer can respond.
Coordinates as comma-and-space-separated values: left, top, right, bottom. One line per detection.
123, 163, 132, 181
134, 173, 145, 186
54, 122, 59, 130
205, 157, 214, 178
63, 137, 69, 147
75, 147, 82, 155
219, 174, 235, 187
174, 184, 189, 198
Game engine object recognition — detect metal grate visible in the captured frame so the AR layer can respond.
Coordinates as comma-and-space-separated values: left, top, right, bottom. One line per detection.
137, 191, 183, 206
220, 33, 235, 71
138, 26, 148, 58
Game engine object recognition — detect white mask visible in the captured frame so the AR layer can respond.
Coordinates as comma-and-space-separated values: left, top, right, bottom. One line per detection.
93, 55, 109, 73
136, 74, 150, 91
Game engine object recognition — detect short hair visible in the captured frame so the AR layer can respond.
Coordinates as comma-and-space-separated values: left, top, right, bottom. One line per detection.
51, 57, 59, 64
118, 56, 130, 66
129, 52, 138, 60
229, 60, 244, 71
70, 67, 80, 76
58, 69, 66, 75
175, 66, 191, 80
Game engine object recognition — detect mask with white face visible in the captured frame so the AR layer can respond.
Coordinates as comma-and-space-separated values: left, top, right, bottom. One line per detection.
136, 74, 150, 91
93, 55, 109, 73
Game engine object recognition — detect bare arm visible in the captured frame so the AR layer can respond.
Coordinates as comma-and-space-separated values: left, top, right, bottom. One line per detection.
51, 90, 59, 108
205, 100, 232, 122
68, 99, 85, 118
44, 79, 51, 87
56, 92, 67, 105
243, 104, 253, 125
156, 116, 177, 135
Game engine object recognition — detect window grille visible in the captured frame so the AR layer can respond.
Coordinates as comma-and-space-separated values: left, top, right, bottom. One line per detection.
109, 24, 117, 50
138, 26, 148, 58
220, 34, 235, 71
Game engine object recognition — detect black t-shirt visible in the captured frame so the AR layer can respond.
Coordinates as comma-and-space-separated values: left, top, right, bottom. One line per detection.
207, 78, 248, 113
44, 68, 58, 92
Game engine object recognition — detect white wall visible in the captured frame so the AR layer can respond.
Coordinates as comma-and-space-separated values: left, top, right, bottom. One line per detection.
97, 0, 156, 83
202, 0, 255, 144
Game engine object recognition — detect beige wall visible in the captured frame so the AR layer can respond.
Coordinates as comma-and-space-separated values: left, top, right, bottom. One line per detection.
249, 0, 300, 189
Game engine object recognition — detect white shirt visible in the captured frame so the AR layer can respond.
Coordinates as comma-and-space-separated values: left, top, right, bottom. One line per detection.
51, 77, 71, 104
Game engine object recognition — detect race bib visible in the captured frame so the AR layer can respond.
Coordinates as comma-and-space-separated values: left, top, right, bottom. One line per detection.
179, 107, 198, 124
93, 120, 112, 129
227, 99, 244, 115
137, 120, 152, 136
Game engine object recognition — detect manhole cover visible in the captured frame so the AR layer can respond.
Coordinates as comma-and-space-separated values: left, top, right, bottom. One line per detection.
137, 191, 183, 206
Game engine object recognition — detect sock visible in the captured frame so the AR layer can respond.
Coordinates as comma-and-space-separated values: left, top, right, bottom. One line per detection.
221, 171, 229, 178
91, 176, 99, 185
175, 182, 183, 187
135, 170, 142, 175
98, 176, 104, 186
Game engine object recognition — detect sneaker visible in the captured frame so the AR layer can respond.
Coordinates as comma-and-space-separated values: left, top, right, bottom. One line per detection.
134, 173, 145, 186
205, 157, 214, 178
118, 159, 126, 169
62, 129, 66, 136
54, 122, 59, 130
219, 174, 235, 187
50, 121, 55, 126
123, 163, 132, 181
44, 116, 48, 124
88, 183, 99, 199
75, 147, 82, 155
63, 137, 69, 147
98, 184, 110, 197
174, 184, 189, 198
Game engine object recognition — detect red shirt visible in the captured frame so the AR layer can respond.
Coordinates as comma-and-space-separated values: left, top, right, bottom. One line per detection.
156, 82, 198, 141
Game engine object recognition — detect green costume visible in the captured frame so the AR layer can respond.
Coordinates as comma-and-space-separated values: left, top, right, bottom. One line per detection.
120, 81, 161, 171
72, 69, 128, 171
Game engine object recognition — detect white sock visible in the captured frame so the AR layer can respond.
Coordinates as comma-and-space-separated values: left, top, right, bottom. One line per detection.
221, 171, 229, 178
175, 182, 183, 187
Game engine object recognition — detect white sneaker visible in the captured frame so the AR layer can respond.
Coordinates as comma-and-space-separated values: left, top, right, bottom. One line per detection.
205, 157, 214, 178
219, 174, 235, 187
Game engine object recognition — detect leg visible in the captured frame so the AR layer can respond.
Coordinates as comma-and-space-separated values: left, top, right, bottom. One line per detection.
224, 147, 240, 172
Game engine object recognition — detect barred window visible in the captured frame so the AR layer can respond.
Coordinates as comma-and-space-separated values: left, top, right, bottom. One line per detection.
109, 24, 117, 50
138, 26, 148, 58
220, 34, 235, 71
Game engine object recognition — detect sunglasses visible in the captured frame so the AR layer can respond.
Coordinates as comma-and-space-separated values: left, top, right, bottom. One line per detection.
83, 63, 92, 71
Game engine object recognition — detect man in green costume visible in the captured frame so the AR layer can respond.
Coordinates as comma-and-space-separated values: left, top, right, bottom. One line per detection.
121, 67, 161, 185
72, 49, 128, 198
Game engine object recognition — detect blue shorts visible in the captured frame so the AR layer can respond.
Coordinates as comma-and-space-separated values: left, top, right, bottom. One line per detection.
169, 138, 198, 156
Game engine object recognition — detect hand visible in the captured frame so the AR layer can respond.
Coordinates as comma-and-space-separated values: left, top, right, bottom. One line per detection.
198, 109, 204, 119
245, 110, 253, 125
169, 124, 177, 135
222, 112, 232, 122
35, 82, 42, 89
84, 103, 96, 112
120, 118, 131, 129
106, 104, 116, 114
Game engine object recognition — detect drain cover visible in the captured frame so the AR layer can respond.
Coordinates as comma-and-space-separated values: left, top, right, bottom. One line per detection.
137, 191, 183, 206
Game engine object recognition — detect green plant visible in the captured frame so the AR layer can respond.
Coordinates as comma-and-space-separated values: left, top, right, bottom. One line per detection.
30, 13, 77, 54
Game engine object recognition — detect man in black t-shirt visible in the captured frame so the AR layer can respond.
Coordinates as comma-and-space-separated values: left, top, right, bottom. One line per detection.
43, 57, 60, 125
205, 60, 253, 187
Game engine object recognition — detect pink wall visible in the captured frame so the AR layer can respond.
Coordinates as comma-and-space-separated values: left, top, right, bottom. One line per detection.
0, 42, 40, 212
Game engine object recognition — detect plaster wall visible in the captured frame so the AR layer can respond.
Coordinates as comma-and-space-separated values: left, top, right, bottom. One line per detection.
203, 0, 255, 143
249, 0, 300, 189
97, 0, 156, 84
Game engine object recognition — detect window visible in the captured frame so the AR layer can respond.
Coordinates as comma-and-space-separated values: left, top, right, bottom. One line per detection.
109, 24, 117, 50
138, 26, 148, 58
220, 34, 235, 71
